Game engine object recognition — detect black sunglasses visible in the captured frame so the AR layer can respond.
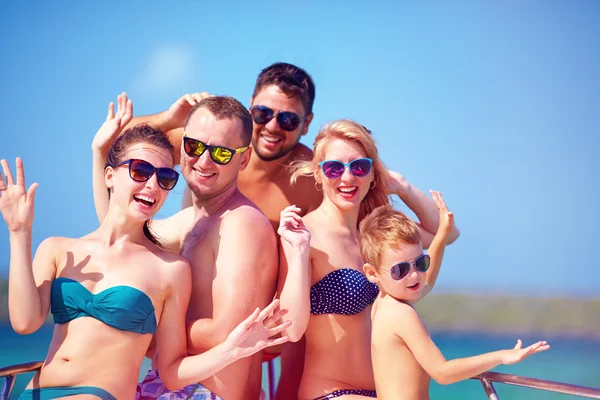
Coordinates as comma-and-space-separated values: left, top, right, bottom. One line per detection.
114, 159, 179, 190
250, 105, 303, 131
388, 254, 431, 281
183, 134, 249, 165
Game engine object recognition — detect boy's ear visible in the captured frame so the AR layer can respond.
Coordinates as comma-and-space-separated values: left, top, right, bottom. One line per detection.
363, 262, 379, 284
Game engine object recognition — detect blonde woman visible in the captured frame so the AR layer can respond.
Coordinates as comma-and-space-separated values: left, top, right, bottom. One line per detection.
276, 120, 459, 399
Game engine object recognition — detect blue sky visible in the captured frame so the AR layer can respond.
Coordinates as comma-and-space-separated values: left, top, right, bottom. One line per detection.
1, 1, 598, 297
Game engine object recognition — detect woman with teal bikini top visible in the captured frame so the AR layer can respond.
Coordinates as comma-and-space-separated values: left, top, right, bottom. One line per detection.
0, 97, 290, 400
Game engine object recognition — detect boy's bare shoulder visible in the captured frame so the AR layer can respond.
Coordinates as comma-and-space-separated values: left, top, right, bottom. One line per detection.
374, 296, 421, 331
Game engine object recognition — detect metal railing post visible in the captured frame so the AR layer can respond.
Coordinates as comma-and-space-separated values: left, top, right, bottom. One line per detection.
480, 378, 500, 400
1, 374, 16, 400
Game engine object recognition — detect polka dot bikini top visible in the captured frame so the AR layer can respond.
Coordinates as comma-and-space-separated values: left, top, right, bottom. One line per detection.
310, 268, 379, 315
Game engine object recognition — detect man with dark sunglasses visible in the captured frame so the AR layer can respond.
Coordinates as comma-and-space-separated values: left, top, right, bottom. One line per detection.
91, 95, 281, 400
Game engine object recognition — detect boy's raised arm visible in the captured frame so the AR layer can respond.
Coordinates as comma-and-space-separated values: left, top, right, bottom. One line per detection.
421, 190, 455, 297
395, 304, 549, 385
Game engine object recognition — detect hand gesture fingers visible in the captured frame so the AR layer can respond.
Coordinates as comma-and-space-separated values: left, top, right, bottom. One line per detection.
0, 158, 38, 232
430, 190, 454, 232
503, 339, 550, 365
191, 92, 213, 103
262, 307, 289, 329
115, 92, 133, 126
266, 335, 291, 347
256, 298, 281, 323
430, 190, 449, 213
106, 102, 115, 121
92, 93, 134, 151
167, 92, 210, 128
278, 205, 311, 247
1, 159, 14, 186
267, 319, 292, 337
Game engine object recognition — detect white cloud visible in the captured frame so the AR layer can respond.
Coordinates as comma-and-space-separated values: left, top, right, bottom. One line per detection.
130, 44, 199, 96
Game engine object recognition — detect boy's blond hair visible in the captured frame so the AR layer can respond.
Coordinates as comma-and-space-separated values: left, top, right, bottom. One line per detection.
359, 204, 422, 268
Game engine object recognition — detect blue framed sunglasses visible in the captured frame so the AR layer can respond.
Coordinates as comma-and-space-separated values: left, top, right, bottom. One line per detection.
318, 158, 373, 179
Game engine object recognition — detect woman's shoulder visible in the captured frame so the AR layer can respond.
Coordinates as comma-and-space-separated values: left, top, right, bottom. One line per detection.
37, 236, 74, 251
150, 248, 191, 281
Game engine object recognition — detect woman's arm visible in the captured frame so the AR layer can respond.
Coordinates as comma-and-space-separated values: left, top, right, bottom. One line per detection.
276, 206, 312, 342
91, 94, 132, 222
0, 158, 56, 333
386, 171, 460, 248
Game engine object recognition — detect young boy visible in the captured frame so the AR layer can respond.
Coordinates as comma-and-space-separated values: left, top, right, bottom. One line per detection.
359, 191, 550, 400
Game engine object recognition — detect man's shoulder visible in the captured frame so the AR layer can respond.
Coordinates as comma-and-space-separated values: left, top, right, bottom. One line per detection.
222, 194, 273, 233
289, 142, 313, 162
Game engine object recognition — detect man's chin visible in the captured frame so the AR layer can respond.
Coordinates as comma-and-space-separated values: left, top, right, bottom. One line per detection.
253, 145, 295, 162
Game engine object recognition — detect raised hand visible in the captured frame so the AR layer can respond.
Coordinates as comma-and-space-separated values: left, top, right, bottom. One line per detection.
91, 92, 133, 152
429, 190, 455, 235
278, 205, 311, 248
0, 158, 38, 233
165, 92, 213, 129
501, 339, 550, 365
225, 299, 291, 360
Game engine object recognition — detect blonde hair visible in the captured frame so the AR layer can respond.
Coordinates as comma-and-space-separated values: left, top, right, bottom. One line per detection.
359, 204, 421, 268
292, 120, 391, 224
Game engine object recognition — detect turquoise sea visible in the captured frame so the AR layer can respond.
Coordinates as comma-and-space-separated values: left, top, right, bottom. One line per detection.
1, 323, 598, 400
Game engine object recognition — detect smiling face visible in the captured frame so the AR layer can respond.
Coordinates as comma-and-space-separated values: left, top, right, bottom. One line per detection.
250, 85, 313, 161
316, 137, 374, 212
105, 143, 174, 222
181, 107, 251, 200
366, 243, 427, 303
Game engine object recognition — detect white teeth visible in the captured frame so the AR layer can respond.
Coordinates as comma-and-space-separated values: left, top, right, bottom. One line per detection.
134, 195, 155, 205
338, 187, 357, 193
262, 135, 281, 143
196, 170, 214, 177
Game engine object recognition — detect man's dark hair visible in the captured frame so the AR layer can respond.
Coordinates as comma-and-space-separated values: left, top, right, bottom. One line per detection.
252, 62, 315, 116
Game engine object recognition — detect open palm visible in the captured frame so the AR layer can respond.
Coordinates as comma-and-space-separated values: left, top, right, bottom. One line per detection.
91, 92, 133, 151
226, 299, 291, 360
502, 339, 550, 365
0, 158, 38, 232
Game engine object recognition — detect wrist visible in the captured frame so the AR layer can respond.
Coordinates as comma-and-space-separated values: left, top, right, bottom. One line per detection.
219, 336, 244, 364
158, 111, 180, 132
392, 179, 411, 197
288, 242, 311, 259
91, 145, 109, 157
9, 228, 32, 237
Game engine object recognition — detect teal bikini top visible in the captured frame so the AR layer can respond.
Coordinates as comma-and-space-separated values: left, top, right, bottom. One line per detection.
51, 277, 157, 334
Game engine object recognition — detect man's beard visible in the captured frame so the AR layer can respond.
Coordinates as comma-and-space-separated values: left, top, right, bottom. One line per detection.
252, 136, 297, 162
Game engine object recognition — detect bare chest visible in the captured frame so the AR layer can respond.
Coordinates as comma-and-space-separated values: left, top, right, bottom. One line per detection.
310, 234, 364, 284
239, 177, 316, 229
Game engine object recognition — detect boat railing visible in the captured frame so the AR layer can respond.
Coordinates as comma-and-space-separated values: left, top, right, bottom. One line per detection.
471, 371, 600, 399
2, 360, 600, 400
0, 361, 43, 400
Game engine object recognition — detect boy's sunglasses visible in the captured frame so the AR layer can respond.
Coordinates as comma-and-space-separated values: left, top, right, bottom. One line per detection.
115, 159, 179, 190
183, 134, 249, 165
318, 158, 373, 179
388, 254, 431, 281
250, 105, 303, 131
